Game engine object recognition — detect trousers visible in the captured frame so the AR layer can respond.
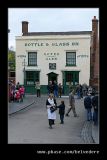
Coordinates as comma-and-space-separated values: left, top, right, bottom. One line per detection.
66, 104, 77, 116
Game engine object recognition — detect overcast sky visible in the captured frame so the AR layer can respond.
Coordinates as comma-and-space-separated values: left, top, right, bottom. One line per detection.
8, 8, 99, 51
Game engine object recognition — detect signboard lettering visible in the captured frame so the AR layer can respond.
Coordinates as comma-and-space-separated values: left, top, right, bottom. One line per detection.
25, 42, 79, 47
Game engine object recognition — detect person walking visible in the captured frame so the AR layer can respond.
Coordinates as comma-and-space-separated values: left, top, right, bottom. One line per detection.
47, 81, 51, 95
91, 87, 96, 96
82, 83, 88, 96
53, 81, 58, 98
46, 94, 57, 129
76, 84, 81, 99
19, 86, 25, 102
84, 95, 92, 121
58, 83, 63, 98
57, 100, 65, 124
79, 84, 83, 98
88, 86, 92, 95
35, 81, 41, 97
16, 82, 20, 90
10, 82, 16, 102
65, 90, 78, 117
91, 94, 98, 125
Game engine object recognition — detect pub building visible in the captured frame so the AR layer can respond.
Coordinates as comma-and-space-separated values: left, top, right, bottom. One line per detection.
16, 16, 99, 94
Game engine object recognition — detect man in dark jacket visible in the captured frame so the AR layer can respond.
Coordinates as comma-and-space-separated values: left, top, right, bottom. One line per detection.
91, 95, 98, 125
84, 95, 92, 121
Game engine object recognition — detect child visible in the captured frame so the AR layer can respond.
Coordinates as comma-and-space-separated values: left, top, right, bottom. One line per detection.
14, 90, 21, 102
19, 86, 25, 101
57, 101, 65, 124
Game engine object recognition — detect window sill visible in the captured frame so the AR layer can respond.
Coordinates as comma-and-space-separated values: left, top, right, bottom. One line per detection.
27, 65, 38, 67
65, 65, 76, 67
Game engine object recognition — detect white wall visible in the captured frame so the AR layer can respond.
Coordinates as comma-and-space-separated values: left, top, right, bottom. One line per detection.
16, 35, 91, 85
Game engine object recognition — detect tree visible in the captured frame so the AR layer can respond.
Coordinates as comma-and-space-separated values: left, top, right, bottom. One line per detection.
8, 49, 15, 70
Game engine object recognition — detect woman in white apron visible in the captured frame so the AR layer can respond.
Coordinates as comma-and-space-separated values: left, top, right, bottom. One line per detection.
46, 94, 57, 129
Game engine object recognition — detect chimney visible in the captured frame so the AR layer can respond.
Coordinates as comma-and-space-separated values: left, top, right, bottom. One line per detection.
22, 21, 29, 35
90, 16, 99, 89
92, 16, 98, 38
92, 16, 98, 52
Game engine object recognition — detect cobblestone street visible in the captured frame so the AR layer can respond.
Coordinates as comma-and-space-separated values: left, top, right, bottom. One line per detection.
8, 95, 99, 144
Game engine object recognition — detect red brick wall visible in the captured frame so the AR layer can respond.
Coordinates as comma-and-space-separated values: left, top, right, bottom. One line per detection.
22, 21, 28, 35
90, 16, 99, 90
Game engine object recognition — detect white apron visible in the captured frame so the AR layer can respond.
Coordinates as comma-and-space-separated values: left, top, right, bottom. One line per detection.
47, 98, 56, 120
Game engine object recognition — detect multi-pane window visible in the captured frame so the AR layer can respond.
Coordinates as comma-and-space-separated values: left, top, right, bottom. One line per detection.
10, 71, 15, 77
66, 72, 73, 82
65, 71, 79, 86
28, 52, 37, 66
66, 52, 76, 66
74, 73, 79, 85
26, 71, 39, 85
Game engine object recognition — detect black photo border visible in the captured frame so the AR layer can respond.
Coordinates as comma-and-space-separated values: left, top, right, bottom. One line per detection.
1, 0, 106, 159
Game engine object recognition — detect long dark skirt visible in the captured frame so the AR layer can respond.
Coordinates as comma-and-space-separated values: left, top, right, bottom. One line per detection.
48, 119, 54, 126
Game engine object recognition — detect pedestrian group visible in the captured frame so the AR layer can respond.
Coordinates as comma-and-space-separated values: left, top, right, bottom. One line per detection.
8, 81, 25, 102
9, 80, 98, 128
45, 82, 98, 129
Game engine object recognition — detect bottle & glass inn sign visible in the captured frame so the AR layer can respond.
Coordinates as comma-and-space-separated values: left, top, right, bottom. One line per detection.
25, 42, 79, 47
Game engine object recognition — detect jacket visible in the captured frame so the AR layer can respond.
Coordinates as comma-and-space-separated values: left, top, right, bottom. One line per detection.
69, 92, 75, 106
57, 104, 65, 115
84, 96, 92, 109
91, 95, 98, 111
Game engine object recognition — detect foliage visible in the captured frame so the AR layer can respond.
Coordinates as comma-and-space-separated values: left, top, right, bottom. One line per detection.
8, 50, 15, 70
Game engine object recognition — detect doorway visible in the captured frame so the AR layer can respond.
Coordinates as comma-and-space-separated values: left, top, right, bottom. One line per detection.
47, 72, 58, 84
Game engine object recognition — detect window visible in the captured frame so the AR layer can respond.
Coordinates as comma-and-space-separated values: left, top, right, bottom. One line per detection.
66, 72, 73, 82
66, 52, 76, 66
49, 63, 56, 70
74, 72, 79, 85
10, 71, 15, 77
28, 52, 37, 66
26, 71, 39, 85
65, 71, 79, 86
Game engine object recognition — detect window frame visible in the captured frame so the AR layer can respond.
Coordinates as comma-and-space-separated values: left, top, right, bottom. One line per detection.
26, 71, 39, 85
66, 52, 76, 66
49, 63, 56, 70
28, 52, 37, 66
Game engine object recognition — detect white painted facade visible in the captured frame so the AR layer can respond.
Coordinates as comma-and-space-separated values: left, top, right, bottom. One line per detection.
16, 34, 91, 86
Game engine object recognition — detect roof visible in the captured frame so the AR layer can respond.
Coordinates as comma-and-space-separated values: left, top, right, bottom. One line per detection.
23, 31, 92, 36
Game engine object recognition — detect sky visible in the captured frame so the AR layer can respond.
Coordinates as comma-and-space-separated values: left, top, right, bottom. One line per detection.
8, 8, 99, 51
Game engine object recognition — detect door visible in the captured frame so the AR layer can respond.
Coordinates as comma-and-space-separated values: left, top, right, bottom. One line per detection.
48, 72, 57, 84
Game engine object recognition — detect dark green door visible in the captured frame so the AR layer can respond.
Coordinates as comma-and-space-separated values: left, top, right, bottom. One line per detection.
65, 71, 79, 86
25, 71, 39, 93
63, 71, 80, 95
48, 72, 57, 84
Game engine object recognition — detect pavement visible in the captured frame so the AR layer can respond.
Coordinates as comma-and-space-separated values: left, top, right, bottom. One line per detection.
8, 95, 35, 115
8, 95, 99, 144
92, 123, 99, 144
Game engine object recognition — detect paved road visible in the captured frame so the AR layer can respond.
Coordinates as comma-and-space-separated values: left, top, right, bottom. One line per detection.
8, 95, 97, 144
8, 95, 35, 115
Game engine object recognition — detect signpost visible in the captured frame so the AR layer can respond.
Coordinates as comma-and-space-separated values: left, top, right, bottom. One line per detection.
22, 59, 27, 85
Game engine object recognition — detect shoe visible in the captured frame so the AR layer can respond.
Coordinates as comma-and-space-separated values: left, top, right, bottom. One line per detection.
49, 126, 52, 129
60, 122, 64, 124
65, 114, 69, 117
74, 114, 78, 117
